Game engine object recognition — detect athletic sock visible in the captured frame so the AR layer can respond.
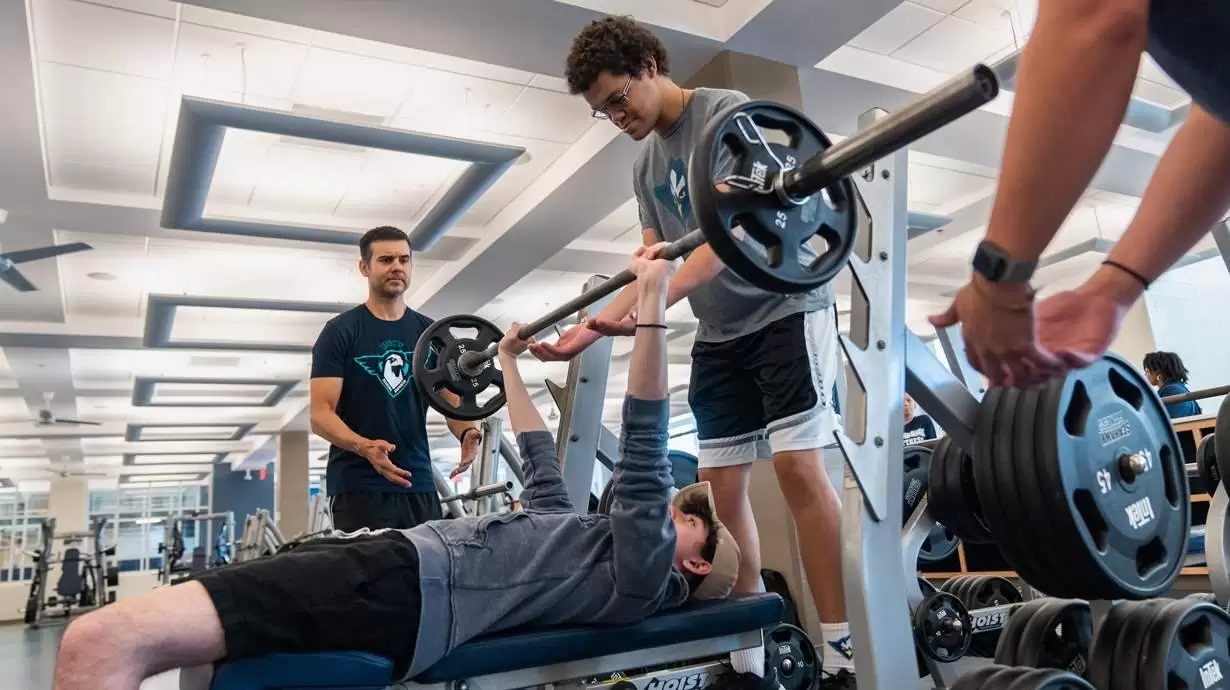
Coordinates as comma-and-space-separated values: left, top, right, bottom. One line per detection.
730, 645, 766, 677
820, 622, 855, 673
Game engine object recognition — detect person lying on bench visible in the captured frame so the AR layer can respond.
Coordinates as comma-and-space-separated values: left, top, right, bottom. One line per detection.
51, 245, 741, 690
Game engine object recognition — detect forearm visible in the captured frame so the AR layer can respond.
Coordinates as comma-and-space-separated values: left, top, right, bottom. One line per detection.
1097, 106, 1230, 300
665, 243, 723, 307
498, 353, 548, 434
310, 407, 365, 452
628, 278, 669, 400
445, 417, 478, 442
985, 1, 1147, 260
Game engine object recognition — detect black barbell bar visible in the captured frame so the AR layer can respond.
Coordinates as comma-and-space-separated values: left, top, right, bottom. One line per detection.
454, 63, 1000, 377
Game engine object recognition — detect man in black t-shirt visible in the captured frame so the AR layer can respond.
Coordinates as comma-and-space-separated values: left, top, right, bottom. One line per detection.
902, 394, 937, 447
310, 226, 481, 531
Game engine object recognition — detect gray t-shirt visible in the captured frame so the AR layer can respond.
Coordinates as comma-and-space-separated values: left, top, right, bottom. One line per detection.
633, 87, 833, 343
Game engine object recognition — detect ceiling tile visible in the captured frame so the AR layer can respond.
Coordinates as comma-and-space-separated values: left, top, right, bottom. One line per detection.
1139, 54, 1180, 90
306, 29, 536, 86
490, 88, 595, 144
907, 162, 994, 207
246, 141, 369, 216
86, 0, 178, 18
952, 0, 1021, 32
172, 23, 308, 101
529, 74, 571, 94
892, 15, 1013, 74
0, 398, 32, 423
333, 148, 462, 225
579, 198, 642, 242
205, 129, 278, 208
33, 0, 175, 80
49, 160, 156, 196
848, 3, 945, 56
291, 48, 421, 118
1131, 77, 1189, 109
458, 137, 569, 226
178, 4, 316, 45
909, 0, 969, 12
59, 242, 147, 318
40, 62, 168, 179
392, 70, 529, 139
170, 306, 335, 346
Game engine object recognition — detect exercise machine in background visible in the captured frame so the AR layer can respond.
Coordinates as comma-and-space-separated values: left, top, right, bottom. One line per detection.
157, 511, 235, 586
23, 516, 117, 628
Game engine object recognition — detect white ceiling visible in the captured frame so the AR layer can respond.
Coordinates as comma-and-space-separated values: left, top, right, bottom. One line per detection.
0, 0, 1220, 489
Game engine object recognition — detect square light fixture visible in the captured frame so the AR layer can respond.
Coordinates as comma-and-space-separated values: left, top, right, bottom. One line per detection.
143, 294, 347, 353
132, 377, 297, 407
160, 96, 524, 249
125, 423, 256, 442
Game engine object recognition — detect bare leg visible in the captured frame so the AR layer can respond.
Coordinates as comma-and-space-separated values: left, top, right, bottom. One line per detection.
698, 464, 761, 594
55, 581, 226, 690
772, 447, 845, 622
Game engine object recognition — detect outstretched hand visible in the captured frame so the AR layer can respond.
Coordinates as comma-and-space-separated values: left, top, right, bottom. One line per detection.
1034, 287, 1127, 368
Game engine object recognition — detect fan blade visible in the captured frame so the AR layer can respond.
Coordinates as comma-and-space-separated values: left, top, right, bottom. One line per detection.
2, 242, 93, 264
0, 266, 37, 292
55, 418, 102, 426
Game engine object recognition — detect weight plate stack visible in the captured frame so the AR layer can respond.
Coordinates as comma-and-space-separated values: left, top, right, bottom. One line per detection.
1200, 433, 1221, 495
764, 624, 818, 690
904, 444, 933, 473
994, 598, 1092, 680
913, 591, 973, 664
962, 576, 1024, 657
903, 448, 961, 564
976, 355, 1190, 600
928, 436, 994, 544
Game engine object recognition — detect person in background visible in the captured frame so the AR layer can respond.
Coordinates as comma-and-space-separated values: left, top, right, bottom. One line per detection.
536, 17, 854, 688
310, 225, 481, 531
1143, 351, 1203, 418
902, 394, 938, 446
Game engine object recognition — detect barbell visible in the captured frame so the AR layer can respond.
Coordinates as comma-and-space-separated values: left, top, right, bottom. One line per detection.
412, 64, 1000, 420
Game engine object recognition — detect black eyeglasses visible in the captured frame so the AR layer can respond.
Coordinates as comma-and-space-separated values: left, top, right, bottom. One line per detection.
591, 76, 632, 120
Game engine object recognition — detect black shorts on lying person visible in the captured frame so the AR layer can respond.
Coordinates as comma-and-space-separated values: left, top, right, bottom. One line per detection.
191, 397, 740, 678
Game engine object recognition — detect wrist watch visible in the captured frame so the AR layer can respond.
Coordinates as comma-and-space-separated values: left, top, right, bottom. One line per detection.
971, 240, 1037, 284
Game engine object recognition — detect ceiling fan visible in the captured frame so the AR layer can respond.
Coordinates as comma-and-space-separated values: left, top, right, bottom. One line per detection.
33, 392, 101, 427
38, 459, 110, 479
0, 242, 93, 292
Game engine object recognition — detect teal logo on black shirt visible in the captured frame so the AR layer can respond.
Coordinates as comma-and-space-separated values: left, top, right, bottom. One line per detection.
355, 339, 413, 398
654, 157, 692, 224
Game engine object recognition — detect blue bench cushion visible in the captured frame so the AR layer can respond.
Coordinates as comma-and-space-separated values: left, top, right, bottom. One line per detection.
208, 593, 783, 689
1190, 525, 1206, 554
416, 592, 783, 682
210, 651, 393, 690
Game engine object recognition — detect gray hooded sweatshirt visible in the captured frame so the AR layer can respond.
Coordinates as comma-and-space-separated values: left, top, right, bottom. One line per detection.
401, 396, 690, 677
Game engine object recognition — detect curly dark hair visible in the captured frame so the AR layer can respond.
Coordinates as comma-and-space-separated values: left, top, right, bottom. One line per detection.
1143, 351, 1190, 385
565, 16, 670, 95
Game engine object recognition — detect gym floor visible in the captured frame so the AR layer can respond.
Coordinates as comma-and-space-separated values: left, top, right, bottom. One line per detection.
1, 619, 984, 690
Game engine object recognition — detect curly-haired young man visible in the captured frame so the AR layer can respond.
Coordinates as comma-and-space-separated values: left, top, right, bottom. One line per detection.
532, 15, 855, 689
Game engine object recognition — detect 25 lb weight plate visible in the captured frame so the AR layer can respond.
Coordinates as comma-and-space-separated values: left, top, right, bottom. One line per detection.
1013, 599, 1092, 677
690, 100, 859, 294
412, 314, 506, 421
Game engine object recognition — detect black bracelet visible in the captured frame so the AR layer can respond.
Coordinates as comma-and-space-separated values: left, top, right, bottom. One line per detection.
459, 427, 481, 443
636, 323, 668, 329
1102, 260, 1151, 289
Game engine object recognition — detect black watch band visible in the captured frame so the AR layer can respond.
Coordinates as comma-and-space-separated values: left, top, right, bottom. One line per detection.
972, 240, 1036, 284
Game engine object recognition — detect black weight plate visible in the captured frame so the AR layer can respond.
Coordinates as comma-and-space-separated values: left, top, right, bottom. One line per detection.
927, 436, 959, 535
1004, 668, 1095, 690
412, 314, 506, 421
904, 444, 933, 473
1015, 599, 1093, 677
956, 575, 988, 608
994, 598, 1049, 665
1036, 355, 1189, 599
981, 388, 1053, 592
943, 431, 995, 544
1014, 385, 1085, 598
1218, 397, 1230, 494
966, 577, 1024, 658
1199, 433, 1221, 495
1085, 601, 1132, 690
1109, 598, 1170, 690
903, 467, 928, 524
919, 524, 960, 563
765, 623, 819, 690
913, 591, 973, 663
689, 100, 859, 294
952, 664, 1013, 690
1138, 598, 1230, 689
983, 665, 1034, 689
919, 576, 939, 597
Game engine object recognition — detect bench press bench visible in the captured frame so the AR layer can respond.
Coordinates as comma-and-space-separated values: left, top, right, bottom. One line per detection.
191, 593, 784, 690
